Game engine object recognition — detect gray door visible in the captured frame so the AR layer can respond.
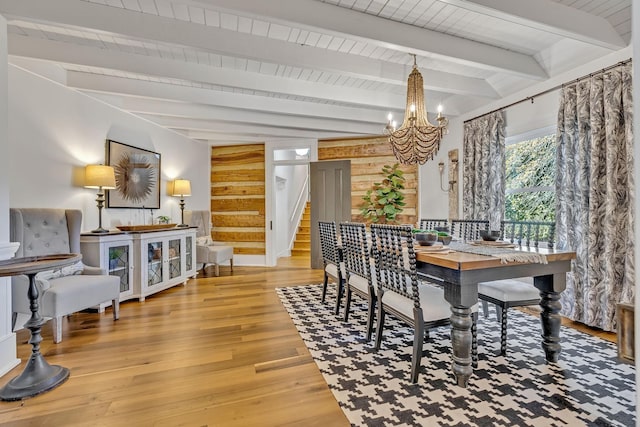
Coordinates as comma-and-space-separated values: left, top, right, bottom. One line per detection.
310, 160, 351, 269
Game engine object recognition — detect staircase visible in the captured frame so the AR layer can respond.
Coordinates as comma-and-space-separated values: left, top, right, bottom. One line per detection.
291, 202, 310, 257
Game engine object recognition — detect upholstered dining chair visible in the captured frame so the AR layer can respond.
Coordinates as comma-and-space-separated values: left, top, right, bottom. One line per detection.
370, 223, 477, 383
318, 220, 345, 315
418, 218, 449, 231
185, 210, 234, 277
450, 219, 490, 242
10, 208, 120, 343
339, 222, 376, 341
478, 220, 556, 356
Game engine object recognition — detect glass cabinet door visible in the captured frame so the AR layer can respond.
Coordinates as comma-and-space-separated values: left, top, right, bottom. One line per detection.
185, 235, 193, 272
168, 238, 182, 279
108, 244, 130, 293
147, 241, 163, 287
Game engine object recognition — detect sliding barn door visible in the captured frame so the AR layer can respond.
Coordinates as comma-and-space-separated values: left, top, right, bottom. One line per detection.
310, 160, 351, 269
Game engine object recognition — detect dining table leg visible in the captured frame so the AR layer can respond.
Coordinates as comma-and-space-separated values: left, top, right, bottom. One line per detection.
450, 305, 473, 387
443, 282, 476, 388
535, 273, 566, 363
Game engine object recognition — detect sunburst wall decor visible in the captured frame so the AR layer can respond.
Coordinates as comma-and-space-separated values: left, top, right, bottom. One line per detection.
107, 139, 161, 209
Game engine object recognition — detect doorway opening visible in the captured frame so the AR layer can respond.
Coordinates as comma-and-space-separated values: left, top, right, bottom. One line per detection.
272, 148, 311, 262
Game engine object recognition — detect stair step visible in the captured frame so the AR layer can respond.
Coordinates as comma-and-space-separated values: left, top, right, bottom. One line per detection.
290, 202, 311, 258
291, 248, 310, 256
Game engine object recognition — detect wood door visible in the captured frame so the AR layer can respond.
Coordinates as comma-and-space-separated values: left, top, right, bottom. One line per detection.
310, 160, 351, 269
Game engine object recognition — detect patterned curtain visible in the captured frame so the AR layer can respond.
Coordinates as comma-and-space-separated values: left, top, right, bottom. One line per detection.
462, 110, 506, 230
556, 61, 634, 331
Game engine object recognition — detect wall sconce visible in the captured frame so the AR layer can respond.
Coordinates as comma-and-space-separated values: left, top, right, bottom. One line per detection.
172, 179, 191, 227
85, 164, 116, 233
438, 159, 458, 192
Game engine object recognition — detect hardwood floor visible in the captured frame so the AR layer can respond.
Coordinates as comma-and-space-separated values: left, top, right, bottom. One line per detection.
0, 257, 618, 426
0, 256, 349, 427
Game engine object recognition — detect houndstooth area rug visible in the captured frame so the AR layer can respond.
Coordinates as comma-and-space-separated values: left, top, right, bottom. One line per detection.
276, 284, 636, 427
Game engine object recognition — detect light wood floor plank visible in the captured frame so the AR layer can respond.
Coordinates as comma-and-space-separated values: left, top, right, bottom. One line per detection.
0, 257, 349, 426
0, 257, 616, 426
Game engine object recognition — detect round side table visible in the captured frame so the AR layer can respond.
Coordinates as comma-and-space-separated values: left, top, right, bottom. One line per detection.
0, 253, 81, 401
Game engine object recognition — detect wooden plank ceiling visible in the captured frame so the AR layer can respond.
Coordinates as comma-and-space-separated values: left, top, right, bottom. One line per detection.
0, 0, 631, 144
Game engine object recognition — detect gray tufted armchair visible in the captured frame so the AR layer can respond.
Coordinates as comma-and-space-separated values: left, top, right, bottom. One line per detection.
10, 208, 120, 343
184, 210, 234, 277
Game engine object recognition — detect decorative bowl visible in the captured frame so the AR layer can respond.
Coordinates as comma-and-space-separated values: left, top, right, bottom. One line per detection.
479, 230, 501, 241
438, 235, 452, 245
415, 232, 438, 246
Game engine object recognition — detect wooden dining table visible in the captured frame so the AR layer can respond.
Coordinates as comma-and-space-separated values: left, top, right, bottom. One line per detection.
415, 244, 576, 388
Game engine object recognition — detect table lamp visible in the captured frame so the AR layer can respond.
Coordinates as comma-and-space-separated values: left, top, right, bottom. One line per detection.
172, 179, 191, 227
85, 165, 116, 233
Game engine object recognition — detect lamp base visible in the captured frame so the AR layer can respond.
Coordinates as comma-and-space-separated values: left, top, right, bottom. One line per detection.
91, 227, 110, 234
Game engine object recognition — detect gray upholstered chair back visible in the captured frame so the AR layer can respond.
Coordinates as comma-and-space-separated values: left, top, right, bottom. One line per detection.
10, 208, 82, 257
184, 210, 211, 238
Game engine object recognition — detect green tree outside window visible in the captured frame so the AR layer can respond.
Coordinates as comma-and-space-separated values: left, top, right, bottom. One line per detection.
505, 133, 556, 221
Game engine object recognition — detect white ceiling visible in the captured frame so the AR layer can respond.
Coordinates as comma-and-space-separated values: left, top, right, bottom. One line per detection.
0, 0, 632, 145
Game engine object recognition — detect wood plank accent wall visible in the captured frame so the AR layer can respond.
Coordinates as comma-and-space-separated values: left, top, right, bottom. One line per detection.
210, 144, 265, 255
318, 136, 418, 225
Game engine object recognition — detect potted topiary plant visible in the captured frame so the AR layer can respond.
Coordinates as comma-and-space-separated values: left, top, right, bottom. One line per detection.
360, 163, 406, 224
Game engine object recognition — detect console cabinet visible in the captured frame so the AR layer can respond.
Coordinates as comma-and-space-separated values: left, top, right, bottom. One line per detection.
133, 228, 197, 301
80, 233, 135, 310
81, 227, 197, 304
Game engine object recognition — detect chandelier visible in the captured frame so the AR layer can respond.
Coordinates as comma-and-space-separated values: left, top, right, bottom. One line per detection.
384, 55, 448, 165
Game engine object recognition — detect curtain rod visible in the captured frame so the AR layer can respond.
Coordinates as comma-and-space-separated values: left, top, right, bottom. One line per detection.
463, 58, 632, 124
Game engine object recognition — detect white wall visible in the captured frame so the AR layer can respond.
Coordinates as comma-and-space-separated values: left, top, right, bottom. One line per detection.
0, 64, 210, 379
419, 45, 633, 220
7, 65, 210, 227
274, 173, 289, 257
0, 15, 20, 379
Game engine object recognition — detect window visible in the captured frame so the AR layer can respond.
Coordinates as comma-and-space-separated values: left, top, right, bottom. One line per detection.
505, 126, 556, 221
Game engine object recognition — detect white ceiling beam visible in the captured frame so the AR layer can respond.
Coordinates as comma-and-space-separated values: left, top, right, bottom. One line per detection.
148, 115, 364, 139
0, 0, 498, 98
64, 72, 431, 121
438, 0, 626, 50
0, 0, 543, 81
109, 98, 382, 135
200, 0, 547, 80
184, 130, 354, 143
8, 34, 407, 110
174, 130, 298, 144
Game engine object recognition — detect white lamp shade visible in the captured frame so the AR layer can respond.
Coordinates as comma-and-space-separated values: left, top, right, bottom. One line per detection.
85, 165, 116, 189
172, 179, 191, 197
